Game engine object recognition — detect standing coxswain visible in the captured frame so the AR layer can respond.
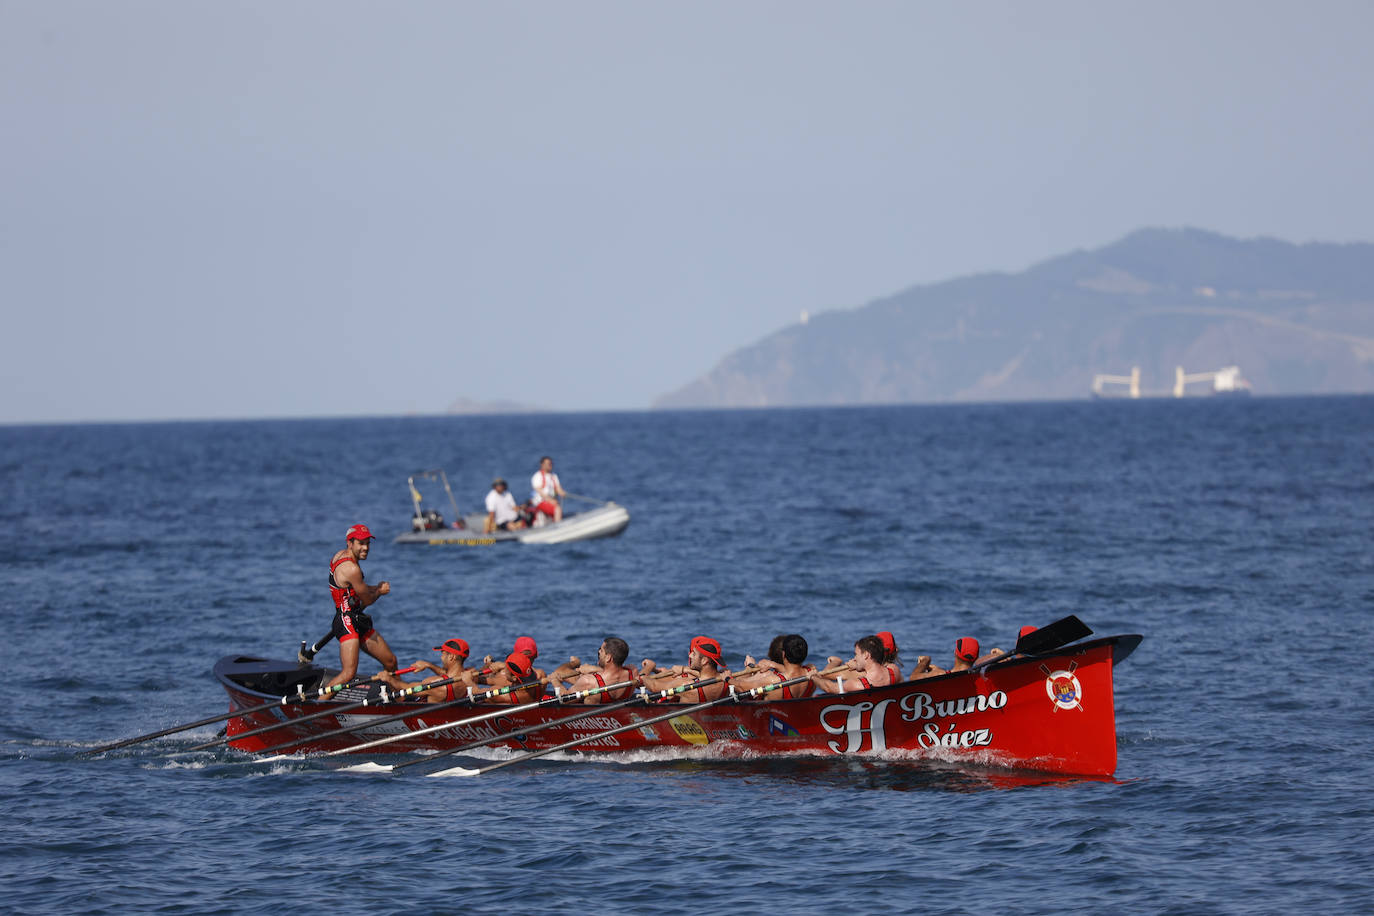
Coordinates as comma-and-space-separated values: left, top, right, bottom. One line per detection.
325, 523, 398, 688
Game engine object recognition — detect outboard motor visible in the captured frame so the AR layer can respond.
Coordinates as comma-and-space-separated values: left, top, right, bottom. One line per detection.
411, 508, 446, 531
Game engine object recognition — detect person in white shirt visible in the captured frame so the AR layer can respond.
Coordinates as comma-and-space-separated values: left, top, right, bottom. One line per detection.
529, 455, 565, 524
483, 478, 525, 533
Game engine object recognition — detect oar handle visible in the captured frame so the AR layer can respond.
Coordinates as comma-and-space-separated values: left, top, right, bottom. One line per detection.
454, 672, 811, 777
264, 675, 544, 756
189, 667, 423, 752
335, 672, 639, 761
189, 666, 427, 754
397, 672, 726, 773
81, 671, 377, 756
806, 663, 855, 680
389, 675, 648, 770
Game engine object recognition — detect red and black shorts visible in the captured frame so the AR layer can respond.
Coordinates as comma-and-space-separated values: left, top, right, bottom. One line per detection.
331, 607, 375, 644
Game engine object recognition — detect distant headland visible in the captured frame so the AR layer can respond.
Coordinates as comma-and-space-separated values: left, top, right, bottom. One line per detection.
652, 227, 1374, 408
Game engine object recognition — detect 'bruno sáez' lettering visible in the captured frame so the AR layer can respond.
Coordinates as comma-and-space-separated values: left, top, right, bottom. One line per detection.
818, 690, 1008, 755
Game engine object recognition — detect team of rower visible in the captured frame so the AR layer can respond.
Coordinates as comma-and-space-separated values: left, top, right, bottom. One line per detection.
325, 520, 1027, 705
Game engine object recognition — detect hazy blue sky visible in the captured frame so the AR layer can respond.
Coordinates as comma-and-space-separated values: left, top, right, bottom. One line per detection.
4, 0, 1372, 423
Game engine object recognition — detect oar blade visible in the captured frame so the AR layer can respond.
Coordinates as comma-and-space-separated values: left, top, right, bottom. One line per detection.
425, 764, 482, 778
338, 761, 395, 774
1016, 615, 1093, 655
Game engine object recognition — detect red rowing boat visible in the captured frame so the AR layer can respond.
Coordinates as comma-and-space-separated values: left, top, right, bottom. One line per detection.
215, 630, 1141, 777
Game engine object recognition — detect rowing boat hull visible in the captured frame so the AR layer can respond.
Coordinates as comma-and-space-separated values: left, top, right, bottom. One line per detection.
216, 635, 1139, 776
392, 502, 630, 545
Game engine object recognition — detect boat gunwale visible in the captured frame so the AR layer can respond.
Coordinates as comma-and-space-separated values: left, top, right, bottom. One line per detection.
214, 633, 1141, 712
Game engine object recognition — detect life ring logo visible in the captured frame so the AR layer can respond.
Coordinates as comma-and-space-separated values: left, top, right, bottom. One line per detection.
1045, 670, 1083, 712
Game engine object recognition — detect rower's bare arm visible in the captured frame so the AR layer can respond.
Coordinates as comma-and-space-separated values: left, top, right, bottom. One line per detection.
372, 670, 410, 690
640, 667, 687, 692
729, 671, 773, 693
809, 672, 849, 695
566, 672, 602, 696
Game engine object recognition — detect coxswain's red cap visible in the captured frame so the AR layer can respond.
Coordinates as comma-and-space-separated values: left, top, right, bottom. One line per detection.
514, 636, 538, 659
1018, 625, 1038, 640
877, 631, 897, 654
955, 637, 980, 662
505, 652, 533, 678
690, 636, 723, 664
345, 523, 374, 542
434, 638, 470, 659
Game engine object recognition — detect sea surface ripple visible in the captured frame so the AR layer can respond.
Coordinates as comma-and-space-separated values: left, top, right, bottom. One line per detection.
3, 397, 1372, 913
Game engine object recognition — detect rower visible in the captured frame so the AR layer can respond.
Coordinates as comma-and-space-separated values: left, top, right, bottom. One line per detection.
811, 635, 893, 694
513, 635, 545, 679
876, 630, 904, 683
732, 634, 816, 699
1003, 624, 1038, 659
951, 637, 979, 672
826, 631, 903, 684
640, 636, 728, 702
373, 637, 479, 704
481, 653, 544, 704
547, 637, 640, 704
476, 635, 545, 683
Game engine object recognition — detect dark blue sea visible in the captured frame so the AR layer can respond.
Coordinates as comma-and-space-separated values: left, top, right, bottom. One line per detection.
4, 398, 1372, 914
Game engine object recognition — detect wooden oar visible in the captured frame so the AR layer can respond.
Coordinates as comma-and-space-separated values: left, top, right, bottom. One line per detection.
340, 675, 656, 768
257, 675, 551, 756
80, 670, 382, 756
432, 669, 825, 777
970, 615, 1093, 672
183, 665, 424, 752
387, 673, 728, 773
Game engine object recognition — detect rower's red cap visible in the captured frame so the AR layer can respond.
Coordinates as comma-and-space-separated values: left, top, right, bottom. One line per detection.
345, 523, 374, 542
1018, 625, 1038, 640
877, 631, 897, 654
434, 638, 470, 659
505, 652, 533, 678
690, 636, 723, 664
514, 636, 538, 659
955, 637, 980, 662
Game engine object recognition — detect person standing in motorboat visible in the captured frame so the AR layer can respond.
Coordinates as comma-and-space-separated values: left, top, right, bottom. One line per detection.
325, 523, 398, 689
530, 455, 565, 524
483, 477, 526, 533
